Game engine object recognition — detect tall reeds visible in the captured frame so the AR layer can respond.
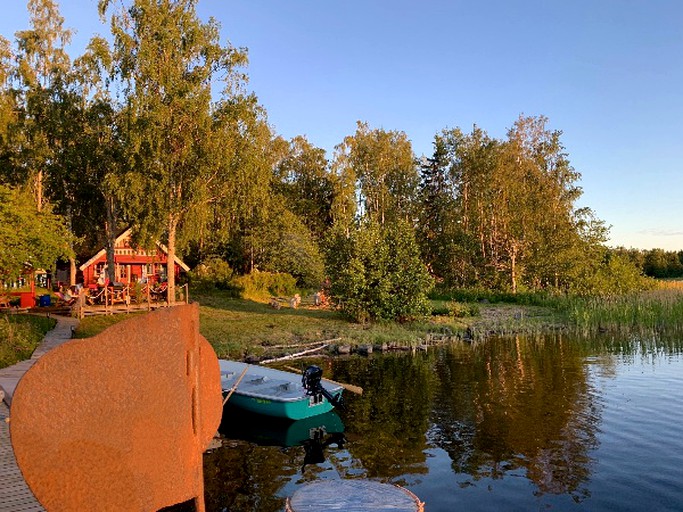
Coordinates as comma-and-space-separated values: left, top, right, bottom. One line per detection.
562, 287, 683, 334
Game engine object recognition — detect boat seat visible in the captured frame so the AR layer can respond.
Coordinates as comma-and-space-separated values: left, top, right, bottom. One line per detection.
277, 382, 293, 392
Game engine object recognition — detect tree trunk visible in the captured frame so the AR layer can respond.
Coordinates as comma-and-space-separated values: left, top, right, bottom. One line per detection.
36, 170, 43, 212
66, 207, 76, 286
69, 257, 76, 287
510, 246, 517, 294
104, 196, 118, 284
166, 213, 178, 304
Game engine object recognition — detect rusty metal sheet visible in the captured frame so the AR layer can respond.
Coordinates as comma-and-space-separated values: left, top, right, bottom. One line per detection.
10, 303, 222, 512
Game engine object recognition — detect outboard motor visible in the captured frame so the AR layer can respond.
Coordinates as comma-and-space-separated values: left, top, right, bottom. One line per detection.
302, 365, 343, 408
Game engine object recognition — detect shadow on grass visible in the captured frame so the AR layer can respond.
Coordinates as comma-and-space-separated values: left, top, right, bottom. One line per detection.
191, 292, 346, 321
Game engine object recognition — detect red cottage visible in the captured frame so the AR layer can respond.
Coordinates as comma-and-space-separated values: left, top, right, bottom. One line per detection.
79, 228, 190, 287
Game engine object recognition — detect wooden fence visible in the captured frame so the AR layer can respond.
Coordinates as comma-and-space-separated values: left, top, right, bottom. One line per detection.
73, 283, 189, 318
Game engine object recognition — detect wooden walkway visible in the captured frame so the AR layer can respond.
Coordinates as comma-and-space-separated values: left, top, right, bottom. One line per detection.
0, 315, 79, 512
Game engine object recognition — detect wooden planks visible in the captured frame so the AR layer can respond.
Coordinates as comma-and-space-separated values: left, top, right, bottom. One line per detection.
0, 402, 45, 512
0, 315, 78, 512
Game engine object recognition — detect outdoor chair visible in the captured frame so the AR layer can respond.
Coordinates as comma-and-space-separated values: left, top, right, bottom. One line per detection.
150, 282, 168, 302
108, 284, 128, 305
55, 291, 78, 306
86, 287, 106, 306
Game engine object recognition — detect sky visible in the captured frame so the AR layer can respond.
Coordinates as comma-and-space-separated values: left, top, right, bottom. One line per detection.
2, 0, 682, 250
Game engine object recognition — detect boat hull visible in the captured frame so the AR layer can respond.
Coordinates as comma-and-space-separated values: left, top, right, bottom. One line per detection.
225, 392, 336, 420
220, 408, 344, 446
219, 360, 343, 420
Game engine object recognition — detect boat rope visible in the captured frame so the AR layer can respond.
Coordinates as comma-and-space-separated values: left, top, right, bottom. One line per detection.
222, 366, 249, 406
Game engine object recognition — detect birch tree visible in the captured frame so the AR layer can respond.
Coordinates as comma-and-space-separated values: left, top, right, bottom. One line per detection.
100, 0, 250, 302
11, 0, 72, 211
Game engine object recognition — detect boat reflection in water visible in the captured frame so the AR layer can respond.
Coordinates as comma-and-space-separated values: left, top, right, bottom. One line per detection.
219, 407, 346, 471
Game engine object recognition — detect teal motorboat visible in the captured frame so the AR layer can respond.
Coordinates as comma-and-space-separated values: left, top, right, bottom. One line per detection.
220, 408, 345, 447
219, 360, 344, 420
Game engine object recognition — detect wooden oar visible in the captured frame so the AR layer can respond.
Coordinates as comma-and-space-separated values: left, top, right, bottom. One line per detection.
284, 365, 364, 396
222, 366, 249, 406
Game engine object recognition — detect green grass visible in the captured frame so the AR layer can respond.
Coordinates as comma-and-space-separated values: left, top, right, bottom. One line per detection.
195, 291, 451, 358
72, 289, 475, 359
561, 288, 683, 333
58, 285, 683, 363
0, 314, 57, 369
70, 288, 579, 359
72, 313, 146, 339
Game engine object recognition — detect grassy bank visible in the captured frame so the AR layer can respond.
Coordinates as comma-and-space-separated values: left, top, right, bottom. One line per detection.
0, 314, 56, 369
64, 283, 683, 361
72, 289, 565, 359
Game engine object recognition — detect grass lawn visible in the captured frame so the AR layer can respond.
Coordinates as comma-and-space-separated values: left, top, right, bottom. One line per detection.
72, 288, 567, 360
0, 314, 57, 369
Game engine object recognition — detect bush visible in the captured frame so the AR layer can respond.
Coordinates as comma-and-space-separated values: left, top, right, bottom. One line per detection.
447, 300, 480, 318
328, 220, 433, 323
432, 286, 562, 308
232, 271, 298, 301
189, 256, 236, 292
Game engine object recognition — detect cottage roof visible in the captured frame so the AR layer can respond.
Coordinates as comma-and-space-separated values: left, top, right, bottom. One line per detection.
78, 228, 190, 272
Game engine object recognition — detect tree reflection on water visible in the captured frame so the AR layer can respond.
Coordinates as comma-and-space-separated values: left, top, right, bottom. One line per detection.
204, 334, 611, 510
426, 335, 601, 501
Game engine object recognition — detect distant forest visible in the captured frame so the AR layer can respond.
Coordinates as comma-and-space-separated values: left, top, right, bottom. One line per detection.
614, 248, 683, 279
0, 1, 669, 321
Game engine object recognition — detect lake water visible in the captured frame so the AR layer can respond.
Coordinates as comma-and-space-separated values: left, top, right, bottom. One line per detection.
205, 333, 683, 511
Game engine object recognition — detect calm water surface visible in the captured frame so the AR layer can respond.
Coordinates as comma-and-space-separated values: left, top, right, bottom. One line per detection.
205, 333, 683, 511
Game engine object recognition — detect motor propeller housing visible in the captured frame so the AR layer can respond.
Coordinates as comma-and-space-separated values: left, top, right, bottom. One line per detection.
301, 365, 343, 408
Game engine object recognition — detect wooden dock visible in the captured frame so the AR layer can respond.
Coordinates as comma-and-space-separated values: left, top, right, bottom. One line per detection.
0, 315, 78, 512
0, 401, 44, 511
75, 300, 185, 318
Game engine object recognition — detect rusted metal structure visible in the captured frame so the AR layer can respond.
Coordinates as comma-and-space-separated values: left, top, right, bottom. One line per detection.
9, 303, 222, 511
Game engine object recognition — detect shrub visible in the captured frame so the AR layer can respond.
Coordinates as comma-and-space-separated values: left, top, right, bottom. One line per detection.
232, 271, 297, 301
447, 300, 480, 318
189, 256, 236, 292
328, 220, 433, 323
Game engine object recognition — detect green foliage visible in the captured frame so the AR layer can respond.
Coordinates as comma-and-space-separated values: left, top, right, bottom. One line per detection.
245, 203, 325, 290
274, 136, 334, 241
333, 121, 418, 226
0, 0, 664, 314
188, 256, 235, 291
614, 247, 683, 279
232, 271, 297, 302
565, 251, 654, 297
446, 300, 480, 318
422, 116, 611, 295
100, 0, 255, 301
0, 314, 55, 369
0, 184, 73, 278
329, 220, 434, 323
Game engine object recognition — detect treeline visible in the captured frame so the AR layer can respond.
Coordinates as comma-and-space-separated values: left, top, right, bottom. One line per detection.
614, 248, 683, 279
0, 0, 655, 321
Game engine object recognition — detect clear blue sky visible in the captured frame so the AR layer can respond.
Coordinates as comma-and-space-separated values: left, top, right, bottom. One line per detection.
3, 0, 682, 250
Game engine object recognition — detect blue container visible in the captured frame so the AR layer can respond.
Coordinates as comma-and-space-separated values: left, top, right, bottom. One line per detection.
39, 294, 51, 307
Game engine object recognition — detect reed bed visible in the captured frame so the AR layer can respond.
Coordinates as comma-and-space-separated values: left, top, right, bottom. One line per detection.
563, 287, 683, 334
